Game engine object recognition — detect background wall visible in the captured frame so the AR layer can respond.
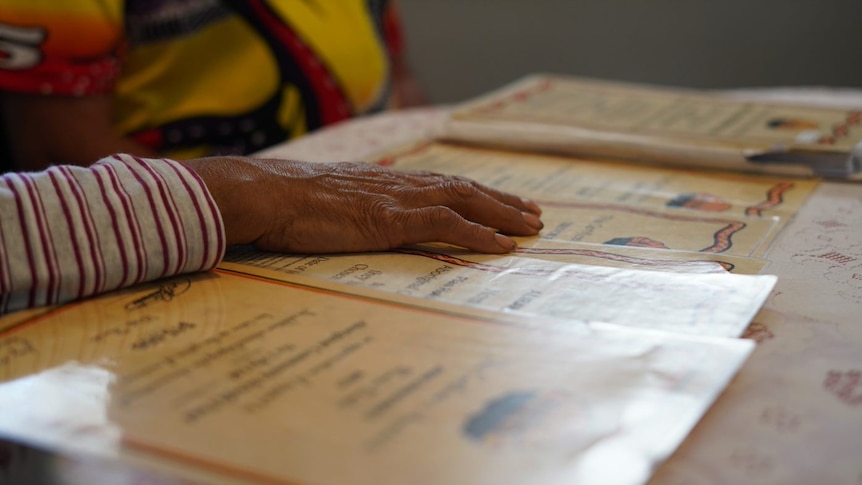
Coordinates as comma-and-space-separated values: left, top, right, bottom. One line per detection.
398, 0, 862, 104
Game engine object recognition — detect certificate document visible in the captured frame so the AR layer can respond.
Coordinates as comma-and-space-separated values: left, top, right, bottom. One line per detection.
377, 143, 817, 257
222, 247, 775, 338
219, 140, 789, 340
444, 74, 862, 179
0, 272, 753, 485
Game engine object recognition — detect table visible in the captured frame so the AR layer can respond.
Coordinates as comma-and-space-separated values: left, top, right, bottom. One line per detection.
1, 94, 861, 484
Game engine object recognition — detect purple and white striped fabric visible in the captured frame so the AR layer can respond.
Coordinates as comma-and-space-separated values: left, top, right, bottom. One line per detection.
0, 154, 225, 314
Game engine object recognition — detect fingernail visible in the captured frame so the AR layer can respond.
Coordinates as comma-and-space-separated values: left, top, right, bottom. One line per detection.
522, 212, 544, 231
495, 233, 516, 251
522, 198, 542, 216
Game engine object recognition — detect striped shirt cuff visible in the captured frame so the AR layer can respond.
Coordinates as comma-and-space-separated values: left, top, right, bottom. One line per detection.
0, 154, 225, 314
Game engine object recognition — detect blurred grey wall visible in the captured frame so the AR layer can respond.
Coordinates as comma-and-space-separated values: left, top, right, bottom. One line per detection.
398, 0, 862, 104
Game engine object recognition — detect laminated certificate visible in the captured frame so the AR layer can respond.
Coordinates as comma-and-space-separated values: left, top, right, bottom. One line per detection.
0, 271, 753, 485
443, 74, 862, 180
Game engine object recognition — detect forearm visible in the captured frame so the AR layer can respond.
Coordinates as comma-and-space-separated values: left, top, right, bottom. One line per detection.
0, 155, 224, 314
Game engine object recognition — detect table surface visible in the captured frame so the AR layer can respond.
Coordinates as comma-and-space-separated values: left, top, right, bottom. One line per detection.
2, 92, 861, 485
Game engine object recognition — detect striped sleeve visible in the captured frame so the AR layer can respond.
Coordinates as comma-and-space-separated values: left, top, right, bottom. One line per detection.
0, 154, 225, 314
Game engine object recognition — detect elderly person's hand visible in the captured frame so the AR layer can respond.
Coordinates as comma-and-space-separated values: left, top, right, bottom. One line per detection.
184, 157, 543, 254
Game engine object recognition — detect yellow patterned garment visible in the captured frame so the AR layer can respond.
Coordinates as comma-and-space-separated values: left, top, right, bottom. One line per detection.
0, 0, 402, 158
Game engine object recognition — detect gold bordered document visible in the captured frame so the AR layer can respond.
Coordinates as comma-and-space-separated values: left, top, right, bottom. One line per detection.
374, 142, 818, 259
0, 271, 753, 485
442, 74, 862, 180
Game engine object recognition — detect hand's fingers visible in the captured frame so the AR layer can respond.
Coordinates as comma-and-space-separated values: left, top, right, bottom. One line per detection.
404, 172, 542, 216
454, 176, 543, 216
401, 179, 543, 236
394, 206, 517, 254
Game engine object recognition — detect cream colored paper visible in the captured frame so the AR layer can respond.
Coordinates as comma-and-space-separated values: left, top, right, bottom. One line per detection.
454, 75, 861, 151
524, 203, 778, 257
221, 246, 775, 338
0, 271, 753, 485
501, 240, 768, 275
377, 142, 816, 258
382, 143, 816, 220
0, 305, 56, 333
444, 75, 862, 178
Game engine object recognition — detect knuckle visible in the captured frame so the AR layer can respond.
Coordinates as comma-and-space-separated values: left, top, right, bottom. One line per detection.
427, 205, 462, 226
373, 200, 399, 220
369, 199, 409, 246
442, 179, 479, 200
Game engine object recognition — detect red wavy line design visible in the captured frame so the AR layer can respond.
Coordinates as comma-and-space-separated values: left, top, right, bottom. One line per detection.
745, 182, 794, 217
394, 247, 734, 273
816, 111, 862, 145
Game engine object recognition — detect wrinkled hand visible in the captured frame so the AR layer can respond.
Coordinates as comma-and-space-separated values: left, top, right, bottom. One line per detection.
184, 157, 543, 254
